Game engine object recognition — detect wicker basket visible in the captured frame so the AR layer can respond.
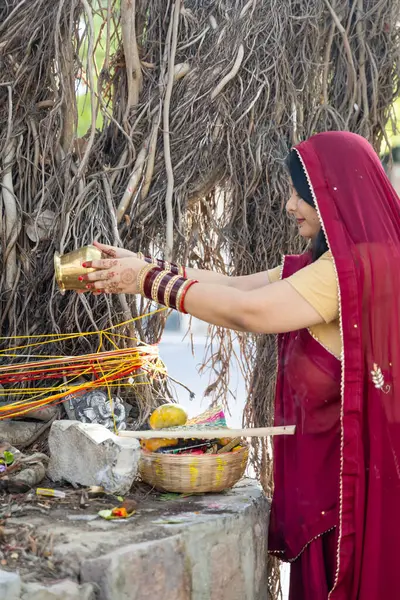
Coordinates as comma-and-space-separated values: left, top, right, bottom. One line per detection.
139, 446, 249, 494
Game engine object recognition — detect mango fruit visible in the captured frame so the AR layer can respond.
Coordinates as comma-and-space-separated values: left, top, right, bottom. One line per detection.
218, 438, 232, 447
149, 404, 188, 430
140, 438, 178, 452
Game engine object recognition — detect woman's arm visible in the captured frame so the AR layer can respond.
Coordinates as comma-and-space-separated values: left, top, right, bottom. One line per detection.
185, 267, 272, 291
94, 242, 274, 291
81, 256, 323, 335
183, 279, 324, 334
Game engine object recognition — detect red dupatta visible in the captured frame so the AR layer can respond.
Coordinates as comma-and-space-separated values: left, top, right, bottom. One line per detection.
293, 132, 400, 599
269, 253, 341, 563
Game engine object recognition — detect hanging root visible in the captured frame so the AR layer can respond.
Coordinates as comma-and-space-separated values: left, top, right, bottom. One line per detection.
2, 138, 18, 291
210, 43, 244, 100
121, 0, 142, 122
163, 0, 181, 261
140, 118, 160, 201
116, 144, 147, 223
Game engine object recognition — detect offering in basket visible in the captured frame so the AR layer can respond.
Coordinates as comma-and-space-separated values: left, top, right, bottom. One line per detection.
54, 245, 102, 291
139, 404, 249, 494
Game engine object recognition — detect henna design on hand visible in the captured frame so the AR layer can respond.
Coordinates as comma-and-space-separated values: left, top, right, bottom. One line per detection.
98, 271, 114, 281
106, 282, 122, 294
120, 268, 136, 285
101, 249, 117, 259
96, 259, 119, 269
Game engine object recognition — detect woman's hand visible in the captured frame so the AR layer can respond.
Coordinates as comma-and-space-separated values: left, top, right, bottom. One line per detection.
80, 256, 147, 294
93, 241, 136, 259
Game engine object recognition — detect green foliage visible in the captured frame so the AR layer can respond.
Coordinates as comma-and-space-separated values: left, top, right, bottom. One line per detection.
77, 5, 118, 136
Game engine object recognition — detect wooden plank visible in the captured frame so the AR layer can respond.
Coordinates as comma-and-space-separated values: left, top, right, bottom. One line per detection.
118, 425, 295, 440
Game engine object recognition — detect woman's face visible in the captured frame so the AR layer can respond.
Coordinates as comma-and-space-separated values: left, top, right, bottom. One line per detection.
286, 179, 321, 240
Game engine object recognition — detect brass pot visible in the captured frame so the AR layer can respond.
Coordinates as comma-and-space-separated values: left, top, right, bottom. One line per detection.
54, 245, 102, 291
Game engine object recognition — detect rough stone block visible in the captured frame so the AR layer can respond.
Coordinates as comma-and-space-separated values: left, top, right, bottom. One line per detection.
181, 481, 269, 600
47, 420, 140, 494
210, 535, 247, 600
80, 536, 191, 600
0, 569, 21, 600
79, 481, 269, 600
21, 580, 95, 600
12, 480, 268, 600
0, 421, 45, 447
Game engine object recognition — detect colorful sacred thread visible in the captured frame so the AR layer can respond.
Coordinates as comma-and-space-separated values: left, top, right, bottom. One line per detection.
0, 308, 168, 425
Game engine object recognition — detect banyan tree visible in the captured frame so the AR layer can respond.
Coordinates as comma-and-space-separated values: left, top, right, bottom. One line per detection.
0, 0, 399, 595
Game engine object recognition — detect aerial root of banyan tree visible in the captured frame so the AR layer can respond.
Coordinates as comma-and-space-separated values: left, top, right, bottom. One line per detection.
0, 1, 399, 594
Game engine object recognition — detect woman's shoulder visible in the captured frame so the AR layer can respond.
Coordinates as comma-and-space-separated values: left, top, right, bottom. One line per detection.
269, 251, 333, 284
286, 250, 338, 323
318, 250, 333, 261
298, 250, 335, 280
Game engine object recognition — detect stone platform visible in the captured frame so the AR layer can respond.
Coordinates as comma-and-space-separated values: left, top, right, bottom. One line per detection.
1, 479, 270, 600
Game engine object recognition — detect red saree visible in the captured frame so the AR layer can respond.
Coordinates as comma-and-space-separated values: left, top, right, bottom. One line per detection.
269, 131, 400, 599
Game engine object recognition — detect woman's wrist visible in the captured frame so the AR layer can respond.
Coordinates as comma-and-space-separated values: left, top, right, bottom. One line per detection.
136, 252, 186, 277
137, 265, 198, 312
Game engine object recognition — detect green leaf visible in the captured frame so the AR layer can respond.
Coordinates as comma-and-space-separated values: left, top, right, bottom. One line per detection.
158, 493, 181, 501
98, 510, 113, 520
3, 451, 14, 466
98, 508, 135, 521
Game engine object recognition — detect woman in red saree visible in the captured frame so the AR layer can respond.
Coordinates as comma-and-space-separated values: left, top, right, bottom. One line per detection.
77, 131, 400, 599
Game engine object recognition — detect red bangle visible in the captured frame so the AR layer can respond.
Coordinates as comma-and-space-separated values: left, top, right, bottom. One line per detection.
142, 254, 186, 277
143, 267, 162, 298
179, 280, 198, 314
139, 266, 196, 312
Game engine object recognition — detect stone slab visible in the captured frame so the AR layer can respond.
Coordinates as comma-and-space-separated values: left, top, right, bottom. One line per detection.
0, 422, 45, 447
20, 580, 95, 600
3, 479, 269, 600
47, 421, 140, 494
78, 479, 269, 600
81, 536, 191, 600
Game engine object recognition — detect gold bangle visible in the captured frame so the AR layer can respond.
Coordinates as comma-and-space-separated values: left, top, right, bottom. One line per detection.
151, 270, 169, 303
163, 274, 181, 308
137, 264, 156, 297
137, 251, 154, 265
178, 264, 185, 276
176, 279, 190, 313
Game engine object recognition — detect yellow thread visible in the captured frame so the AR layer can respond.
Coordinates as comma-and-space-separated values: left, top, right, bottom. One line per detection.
0, 309, 168, 420
0, 307, 166, 353
95, 355, 117, 434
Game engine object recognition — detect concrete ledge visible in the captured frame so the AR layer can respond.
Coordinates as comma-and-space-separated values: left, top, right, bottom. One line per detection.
2, 479, 270, 600
81, 536, 191, 599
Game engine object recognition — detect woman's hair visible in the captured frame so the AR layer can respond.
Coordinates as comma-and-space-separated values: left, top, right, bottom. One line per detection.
285, 150, 329, 261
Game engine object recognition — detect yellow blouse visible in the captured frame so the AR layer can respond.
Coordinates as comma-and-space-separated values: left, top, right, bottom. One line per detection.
268, 251, 341, 358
